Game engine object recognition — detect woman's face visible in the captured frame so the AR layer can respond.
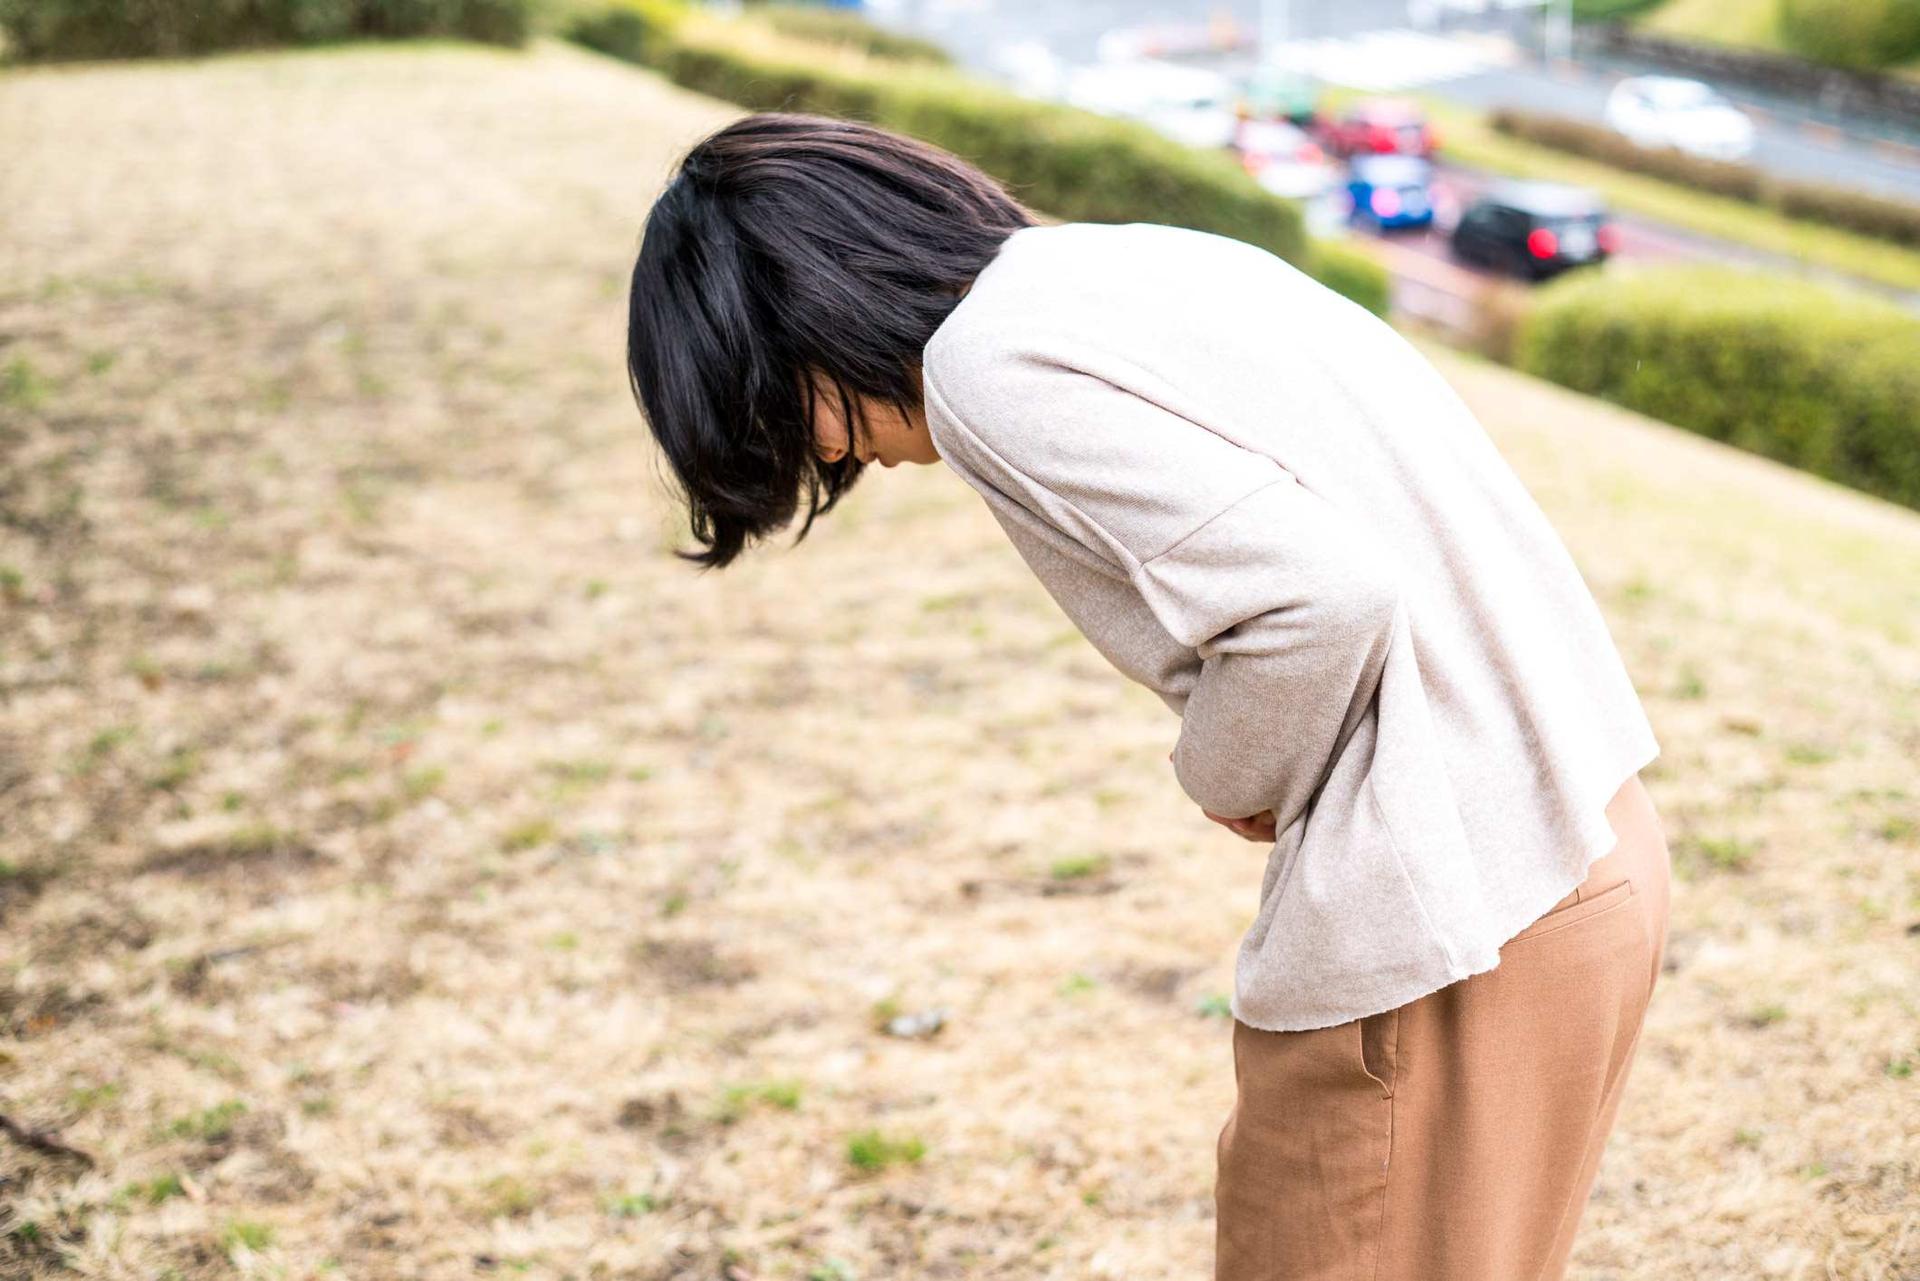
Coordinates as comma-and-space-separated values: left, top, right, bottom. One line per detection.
805, 368, 943, 468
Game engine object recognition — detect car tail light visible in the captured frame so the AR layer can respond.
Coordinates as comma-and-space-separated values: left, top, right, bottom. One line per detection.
1371, 188, 1402, 218
1595, 223, 1620, 253
1527, 228, 1559, 259
1369, 125, 1396, 152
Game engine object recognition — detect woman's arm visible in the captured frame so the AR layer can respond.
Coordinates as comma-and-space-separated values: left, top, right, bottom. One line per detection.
924, 327, 1404, 832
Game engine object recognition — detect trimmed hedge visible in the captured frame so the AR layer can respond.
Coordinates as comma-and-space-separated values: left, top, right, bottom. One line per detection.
1569, 0, 1664, 19
0, 0, 529, 59
1514, 266, 1920, 511
1307, 241, 1393, 318
566, 0, 1391, 315
1489, 106, 1920, 250
1778, 0, 1920, 71
742, 1, 954, 65
567, 0, 683, 63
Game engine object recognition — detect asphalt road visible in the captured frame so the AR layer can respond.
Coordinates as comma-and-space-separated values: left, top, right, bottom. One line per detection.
866, 0, 1920, 201
1435, 56, 1920, 202
1345, 161, 1920, 330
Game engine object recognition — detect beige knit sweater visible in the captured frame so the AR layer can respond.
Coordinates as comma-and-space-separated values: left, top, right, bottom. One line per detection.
921, 219, 1661, 1032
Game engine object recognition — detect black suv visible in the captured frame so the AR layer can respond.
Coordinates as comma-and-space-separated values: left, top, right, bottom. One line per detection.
1450, 181, 1618, 281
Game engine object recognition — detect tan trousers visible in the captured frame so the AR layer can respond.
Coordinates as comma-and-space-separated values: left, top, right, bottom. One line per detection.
1215, 774, 1672, 1281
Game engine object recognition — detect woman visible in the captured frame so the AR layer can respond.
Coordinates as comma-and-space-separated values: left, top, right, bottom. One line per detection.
626, 111, 1673, 1280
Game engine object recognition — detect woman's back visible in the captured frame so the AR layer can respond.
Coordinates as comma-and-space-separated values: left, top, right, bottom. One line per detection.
923, 218, 1661, 1032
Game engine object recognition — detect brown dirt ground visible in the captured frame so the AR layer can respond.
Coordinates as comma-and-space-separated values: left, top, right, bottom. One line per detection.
1, 36, 1916, 1281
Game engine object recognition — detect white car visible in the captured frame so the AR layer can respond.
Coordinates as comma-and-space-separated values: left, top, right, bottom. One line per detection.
1233, 118, 1338, 199
1603, 75, 1755, 162
1062, 59, 1241, 150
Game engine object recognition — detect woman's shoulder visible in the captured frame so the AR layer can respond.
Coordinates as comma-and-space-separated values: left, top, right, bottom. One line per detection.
927, 222, 1274, 374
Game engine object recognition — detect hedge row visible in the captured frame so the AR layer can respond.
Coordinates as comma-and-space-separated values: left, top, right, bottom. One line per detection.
739, 1, 954, 65
1514, 266, 1920, 511
0, 0, 528, 59
566, 0, 1391, 315
1569, 0, 1664, 19
1777, 0, 1920, 71
1488, 106, 1920, 251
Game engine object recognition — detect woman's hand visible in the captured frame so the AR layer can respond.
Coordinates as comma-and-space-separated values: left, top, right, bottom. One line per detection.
1170, 750, 1278, 842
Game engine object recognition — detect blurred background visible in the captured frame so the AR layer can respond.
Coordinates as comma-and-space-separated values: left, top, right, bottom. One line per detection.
0, 0, 1915, 1277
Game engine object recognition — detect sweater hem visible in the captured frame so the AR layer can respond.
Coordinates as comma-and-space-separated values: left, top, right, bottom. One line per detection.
1228, 730, 1663, 1034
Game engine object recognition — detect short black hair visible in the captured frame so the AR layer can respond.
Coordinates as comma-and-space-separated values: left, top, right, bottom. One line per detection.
627, 110, 1044, 570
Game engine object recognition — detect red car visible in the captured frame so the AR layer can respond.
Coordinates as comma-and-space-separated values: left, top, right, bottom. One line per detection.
1315, 98, 1438, 159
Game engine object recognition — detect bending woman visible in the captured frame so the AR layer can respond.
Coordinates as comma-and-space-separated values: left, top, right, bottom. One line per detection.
623, 110, 1673, 1281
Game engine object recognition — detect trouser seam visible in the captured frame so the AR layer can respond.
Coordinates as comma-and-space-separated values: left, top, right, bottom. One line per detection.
1367, 1009, 1398, 1281
1367, 1093, 1394, 1281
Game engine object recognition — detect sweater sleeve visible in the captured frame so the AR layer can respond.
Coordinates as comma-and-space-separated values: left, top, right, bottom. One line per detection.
924, 327, 1404, 829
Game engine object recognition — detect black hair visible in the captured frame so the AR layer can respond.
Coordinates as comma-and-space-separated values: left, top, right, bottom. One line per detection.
626, 110, 1044, 570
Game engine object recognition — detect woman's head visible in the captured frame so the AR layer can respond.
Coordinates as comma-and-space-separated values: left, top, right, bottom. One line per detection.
627, 111, 1044, 570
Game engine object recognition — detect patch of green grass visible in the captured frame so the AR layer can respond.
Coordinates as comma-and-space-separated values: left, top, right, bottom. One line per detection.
1744, 1002, 1789, 1028
502, 817, 556, 852
148, 746, 201, 791
1048, 854, 1110, 881
846, 1129, 926, 1172
1783, 741, 1837, 765
402, 764, 446, 799
1676, 833, 1756, 876
1671, 664, 1707, 699
338, 473, 388, 525
1887, 1057, 1914, 1079
541, 756, 614, 795
70, 724, 138, 774
869, 995, 902, 1030
715, 1079, 803, 1122
1, 357, 49, 410
478, 1174, 540, 1219
222, 1219, 274, 1253
223, 822, 292, 859
603, 1190, 660, 1217
165, 1099, 248, 1142
1196, 993, 1233, 1019
807, 1261, 857, 1281
1058, 972, 1099, 997
116, 1173, 186, 1207
1619, 575, 1657, 604
67, 1081, 121, 1112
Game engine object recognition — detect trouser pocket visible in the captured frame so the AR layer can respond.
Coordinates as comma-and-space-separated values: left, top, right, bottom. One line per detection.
1358, 1007, 1399, 1099
1503, 877, 1637, 949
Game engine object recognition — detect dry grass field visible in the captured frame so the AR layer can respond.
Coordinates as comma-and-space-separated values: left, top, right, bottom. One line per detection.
1, 37, 1916, 1281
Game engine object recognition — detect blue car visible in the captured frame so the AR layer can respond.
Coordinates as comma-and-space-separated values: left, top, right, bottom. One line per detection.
1346, 155, 1435, 232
